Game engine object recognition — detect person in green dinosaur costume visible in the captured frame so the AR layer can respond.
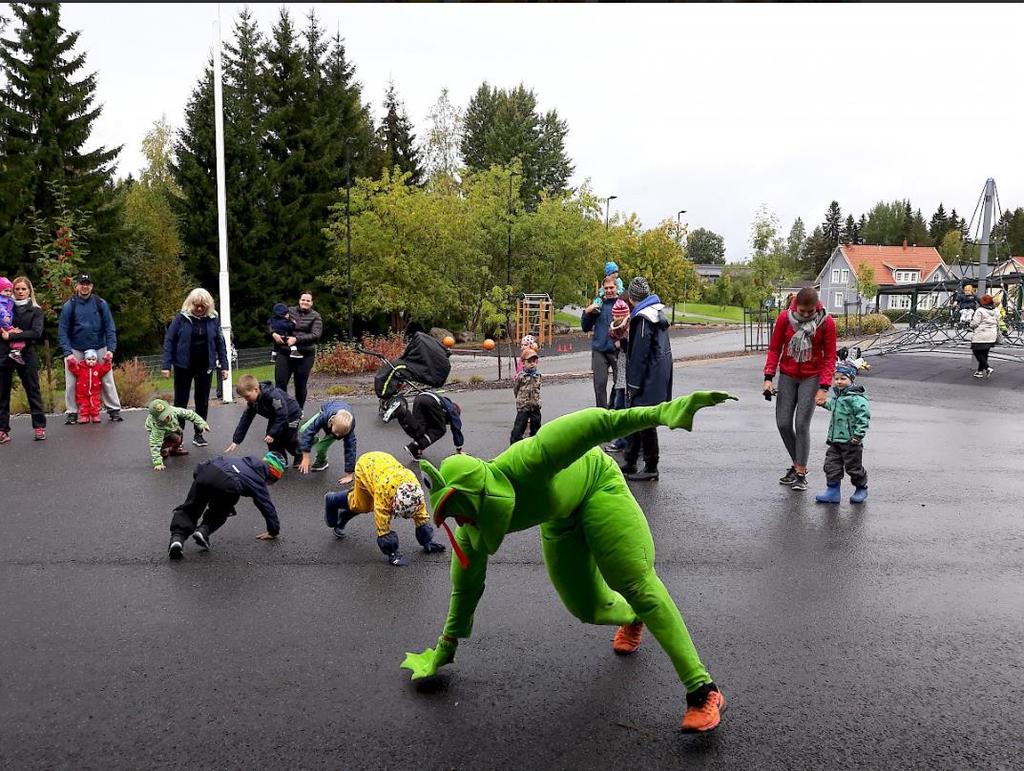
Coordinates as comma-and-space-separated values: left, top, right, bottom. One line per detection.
401, 391, 736, 732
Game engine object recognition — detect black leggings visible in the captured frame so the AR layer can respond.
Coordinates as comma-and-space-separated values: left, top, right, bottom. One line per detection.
973, 346, 991, 372
0, 363, 46, 432
169, 462, 241, 539
173, 366, 212, 435
275, 353, 314, 409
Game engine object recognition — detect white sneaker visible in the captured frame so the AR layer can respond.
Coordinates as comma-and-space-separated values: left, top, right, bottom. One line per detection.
985, 367, 993, 378
973, 371, 985, 378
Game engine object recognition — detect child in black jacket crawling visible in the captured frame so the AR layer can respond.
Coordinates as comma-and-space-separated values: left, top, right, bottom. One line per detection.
225, 375, 303, 465
167, 451, 284, 559
385, 389, 464, 461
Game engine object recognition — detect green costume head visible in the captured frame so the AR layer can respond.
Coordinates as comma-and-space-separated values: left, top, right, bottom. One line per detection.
148, 398, 177, 427
419, 454, 516, 557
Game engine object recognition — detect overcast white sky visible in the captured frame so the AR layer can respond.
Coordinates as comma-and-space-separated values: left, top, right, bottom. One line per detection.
55, 2, 1024, 262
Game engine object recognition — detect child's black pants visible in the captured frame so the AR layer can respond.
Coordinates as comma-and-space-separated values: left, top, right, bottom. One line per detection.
169, 461, 242, 539
824, 441, 867, 487
510, 408, 542, 443
396, 394, 447, 450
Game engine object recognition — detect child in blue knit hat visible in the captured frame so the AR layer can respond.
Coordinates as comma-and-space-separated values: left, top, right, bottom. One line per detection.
592, 261, 626, 306
815, 361, 871, 505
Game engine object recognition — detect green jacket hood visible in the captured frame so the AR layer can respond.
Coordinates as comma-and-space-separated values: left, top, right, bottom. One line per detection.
419, 454, 515, 556
148, 398, 176, 425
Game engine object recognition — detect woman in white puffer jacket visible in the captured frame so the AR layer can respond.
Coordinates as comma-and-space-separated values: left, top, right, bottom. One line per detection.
969, 294, 999, 378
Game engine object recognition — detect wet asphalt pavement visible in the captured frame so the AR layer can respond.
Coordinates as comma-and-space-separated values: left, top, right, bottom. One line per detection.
2, 354, 1022, 770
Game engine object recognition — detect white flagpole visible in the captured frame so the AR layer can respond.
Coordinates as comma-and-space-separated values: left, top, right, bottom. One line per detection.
213, 6, 233, 401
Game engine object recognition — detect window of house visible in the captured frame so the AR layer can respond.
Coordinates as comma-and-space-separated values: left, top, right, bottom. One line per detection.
833, 291, 843, 308
889, 295, 911, 310
831, 269, 841, 283
841, 269, 849, 284
894, 270, 920, 283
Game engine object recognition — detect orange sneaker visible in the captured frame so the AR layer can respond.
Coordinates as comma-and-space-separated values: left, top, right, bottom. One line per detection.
612, 621, 644, 655
680, 684, 726, 733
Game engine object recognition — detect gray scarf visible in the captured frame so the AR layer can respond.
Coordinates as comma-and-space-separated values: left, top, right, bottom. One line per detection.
786, 308, 825, 363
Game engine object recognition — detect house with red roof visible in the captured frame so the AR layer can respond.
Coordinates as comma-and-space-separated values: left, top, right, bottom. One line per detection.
815, 242, 951, 312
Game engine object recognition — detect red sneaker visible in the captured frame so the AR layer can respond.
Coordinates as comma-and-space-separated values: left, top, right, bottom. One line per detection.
0, 430, 10, 444
612, 621, 644, 655
34, 428, 46, 441
91, 416, 101, 423
680, 684, 726, 733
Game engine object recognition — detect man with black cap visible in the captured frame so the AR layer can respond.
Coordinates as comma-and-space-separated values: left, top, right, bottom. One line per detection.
57, 274, 122, 424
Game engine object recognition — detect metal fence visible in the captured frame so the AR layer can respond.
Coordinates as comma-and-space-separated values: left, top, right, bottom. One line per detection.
133, 346, 273, 374
743, 309, 775, 352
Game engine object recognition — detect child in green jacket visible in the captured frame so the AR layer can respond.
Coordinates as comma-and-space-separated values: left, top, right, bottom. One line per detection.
147, 398, 210, 471
815, 362, 870, 504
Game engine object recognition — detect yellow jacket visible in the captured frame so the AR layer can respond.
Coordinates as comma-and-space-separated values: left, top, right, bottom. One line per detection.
348, 451, 428, 536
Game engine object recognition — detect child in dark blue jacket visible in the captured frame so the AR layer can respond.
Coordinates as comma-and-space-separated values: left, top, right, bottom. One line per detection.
225, 375, 303, 465
392, 390, 464, 460
167, 451, 284, 559
297, 399, 357, 481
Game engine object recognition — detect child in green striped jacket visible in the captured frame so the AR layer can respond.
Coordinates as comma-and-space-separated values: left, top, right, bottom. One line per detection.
147, 398, 210, 471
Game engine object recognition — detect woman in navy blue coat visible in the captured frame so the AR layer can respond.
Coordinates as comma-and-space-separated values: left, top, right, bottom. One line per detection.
162, 289, 228, 447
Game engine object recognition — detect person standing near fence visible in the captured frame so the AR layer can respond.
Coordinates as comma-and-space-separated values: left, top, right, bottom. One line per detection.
270, 292, 322, 410
161, 289, 228, 448
58, 274, 123, 424
0, 277, 47, 443
762, 287, 837, 492
582, 275, 619, 408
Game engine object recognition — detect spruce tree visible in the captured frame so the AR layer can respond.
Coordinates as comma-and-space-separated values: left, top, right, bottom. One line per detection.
928, 202, 949, 244
841, 214, 858, 244
461, 82, 497, 171
822, 201, 843, 247
377, 82, 423, 185
536, 109, 573, 197
0, 2, 120, 273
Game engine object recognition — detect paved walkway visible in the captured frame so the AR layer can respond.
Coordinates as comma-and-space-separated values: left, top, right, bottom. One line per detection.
2, 355, 1021, 768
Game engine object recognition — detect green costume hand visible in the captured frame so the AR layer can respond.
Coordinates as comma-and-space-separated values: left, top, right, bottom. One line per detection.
400, 635, 457, 680
659, 391, 737, 431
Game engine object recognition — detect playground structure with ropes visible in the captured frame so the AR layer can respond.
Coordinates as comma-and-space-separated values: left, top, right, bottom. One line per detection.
854, 178, 1024, 364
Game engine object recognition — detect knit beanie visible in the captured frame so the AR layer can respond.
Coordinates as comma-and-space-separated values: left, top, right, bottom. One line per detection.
83, 349, 99, 362
835, 362, 858, 381
0, 276, 12, 292
612, 298, 630, 318
272, 302, 289, 317
264, 451, 286, 480
627, 276, 650, 303
393, 482, 425, 519
604, 261, 619, 277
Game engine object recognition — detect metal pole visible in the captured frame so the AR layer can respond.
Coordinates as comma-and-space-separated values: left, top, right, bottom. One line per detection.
213, 9, 233, 402
345, 138, 354, 341
605, 195, 617, 229
675, 209, 686, 323
978, 177, 995, 295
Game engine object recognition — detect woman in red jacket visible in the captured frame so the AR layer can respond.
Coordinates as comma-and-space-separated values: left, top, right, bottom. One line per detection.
762, 287, 836, 491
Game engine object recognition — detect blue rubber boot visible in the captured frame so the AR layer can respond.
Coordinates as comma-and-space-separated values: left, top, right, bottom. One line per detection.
849, 487, 868, 504
815, 481, 841, 504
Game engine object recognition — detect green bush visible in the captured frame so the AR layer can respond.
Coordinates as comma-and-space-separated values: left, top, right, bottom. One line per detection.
835, 313, 893, 336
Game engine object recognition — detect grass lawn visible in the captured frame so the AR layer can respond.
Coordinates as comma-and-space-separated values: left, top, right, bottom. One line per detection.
554, 310, 582, 327
669, 303, 743, 323
152, 363, 277, 394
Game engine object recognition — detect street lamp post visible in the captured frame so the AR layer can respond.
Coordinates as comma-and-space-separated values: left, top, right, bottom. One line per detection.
605, 195, 618, 230
676, 209, 687, 322
503, 171, 520, 380
345, 137, 355, 342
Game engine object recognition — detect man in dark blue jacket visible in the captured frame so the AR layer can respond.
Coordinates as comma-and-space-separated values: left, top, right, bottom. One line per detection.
296, 399, 357, 480
622, 277, 673, 482
225, 375, 303, 464
581, 274, 619, 408
391, 390, 464, 460
57, 274, 122, 424
168, 451, 284, 559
